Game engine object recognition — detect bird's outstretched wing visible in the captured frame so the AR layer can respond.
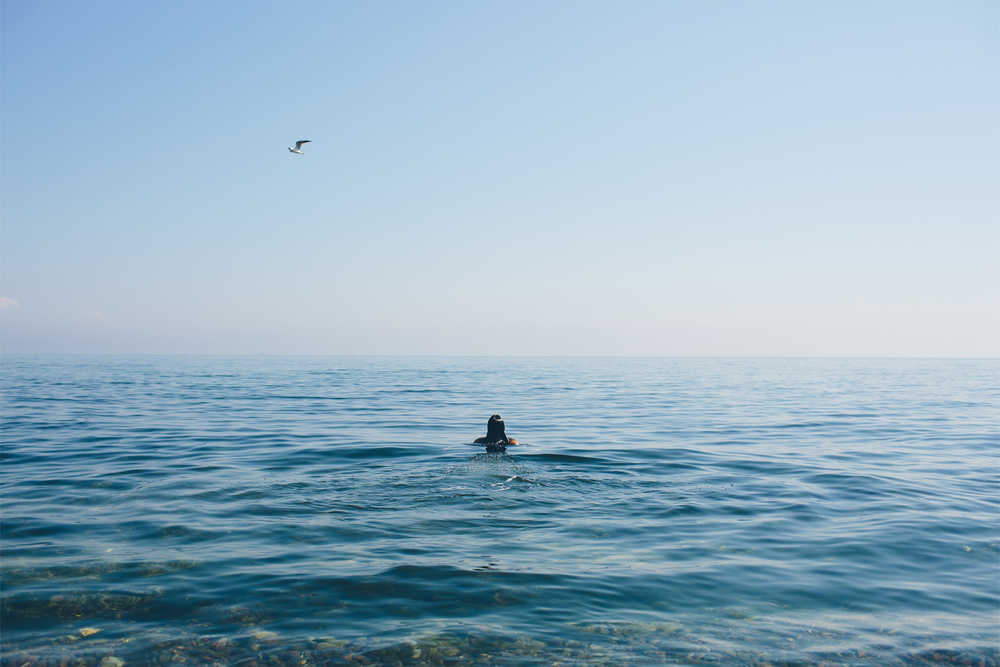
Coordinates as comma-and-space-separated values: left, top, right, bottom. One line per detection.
294, 140, 312, 150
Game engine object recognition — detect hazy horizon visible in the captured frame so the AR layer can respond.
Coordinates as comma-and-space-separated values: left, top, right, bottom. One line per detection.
1, 353, 997, 360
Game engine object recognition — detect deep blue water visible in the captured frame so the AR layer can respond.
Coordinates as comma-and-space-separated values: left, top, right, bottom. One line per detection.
1, 356, 998, 667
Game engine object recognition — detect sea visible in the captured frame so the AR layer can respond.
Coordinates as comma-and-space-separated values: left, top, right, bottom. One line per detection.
1, 356, 997, 667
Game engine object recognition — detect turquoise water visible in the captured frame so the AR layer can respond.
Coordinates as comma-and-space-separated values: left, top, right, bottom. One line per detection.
1, 356, 997, 667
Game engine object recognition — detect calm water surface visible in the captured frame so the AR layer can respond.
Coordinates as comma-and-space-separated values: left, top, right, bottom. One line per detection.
1, 356, 998, 666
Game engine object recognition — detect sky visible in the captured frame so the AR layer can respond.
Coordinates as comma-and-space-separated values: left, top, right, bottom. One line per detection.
1, 0, 997, 357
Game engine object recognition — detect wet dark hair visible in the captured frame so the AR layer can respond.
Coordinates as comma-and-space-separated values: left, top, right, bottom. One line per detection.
483, 414, 508, 444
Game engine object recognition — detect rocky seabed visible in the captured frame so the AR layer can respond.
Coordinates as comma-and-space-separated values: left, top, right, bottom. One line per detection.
2, 621, 996, 667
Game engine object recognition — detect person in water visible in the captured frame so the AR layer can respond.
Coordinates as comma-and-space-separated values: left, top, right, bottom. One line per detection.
474, 414, 519, 452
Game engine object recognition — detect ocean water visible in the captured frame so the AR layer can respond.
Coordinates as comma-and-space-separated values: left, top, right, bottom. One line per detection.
1, 356, 997, 667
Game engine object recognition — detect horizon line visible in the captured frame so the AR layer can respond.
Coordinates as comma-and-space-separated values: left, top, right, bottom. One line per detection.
1, 353, 997, 360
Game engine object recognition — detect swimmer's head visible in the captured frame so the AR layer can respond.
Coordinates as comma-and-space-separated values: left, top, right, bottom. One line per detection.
484, 414, 507, 443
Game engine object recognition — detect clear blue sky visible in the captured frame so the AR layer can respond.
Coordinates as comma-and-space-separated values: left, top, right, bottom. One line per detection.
2, 0, 997, 356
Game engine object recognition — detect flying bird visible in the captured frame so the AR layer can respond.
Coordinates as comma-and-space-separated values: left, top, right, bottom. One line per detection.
288, 140, 311, 154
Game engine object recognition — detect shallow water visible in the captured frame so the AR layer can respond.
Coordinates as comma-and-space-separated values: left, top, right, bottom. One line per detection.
1, 356, 997, 667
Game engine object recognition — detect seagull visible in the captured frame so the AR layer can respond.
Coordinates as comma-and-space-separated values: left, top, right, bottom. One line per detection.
288, 140, 311, 154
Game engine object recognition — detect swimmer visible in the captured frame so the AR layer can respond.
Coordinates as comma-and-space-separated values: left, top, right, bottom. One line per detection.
474, 414, 519, 453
